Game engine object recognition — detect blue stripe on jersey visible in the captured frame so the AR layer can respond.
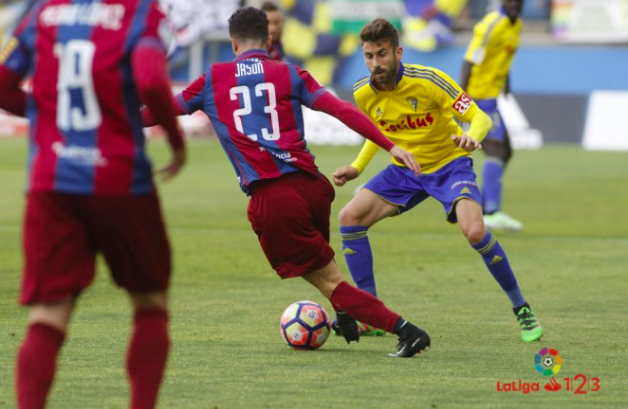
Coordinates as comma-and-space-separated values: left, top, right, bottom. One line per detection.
25, 96, 39, 193
53, 0, 99, 194
204, 68, 259, 193
353, 76, 369, 91
121, 0, 153, 194
124, 0, 153, 55
404, 73, 458, 99
288, 65, 315, 169
298, 75, 322, 107
121, 59, 153, 195
17, 0, 46, 53
180, 84, 204, 114
404, 67, 459, 98
236, 60, 296, 176
288, 65, 306, 144
405, 67, 458, 94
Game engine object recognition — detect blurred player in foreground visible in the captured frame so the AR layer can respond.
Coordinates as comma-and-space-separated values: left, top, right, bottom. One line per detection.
143, 6, 431, 358
0, 1, 185, 408
461, 0, 524, 232
332, 18, 543, 342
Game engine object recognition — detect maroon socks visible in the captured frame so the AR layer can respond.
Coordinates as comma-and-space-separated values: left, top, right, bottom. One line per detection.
127, 308, 170, 409
330, 281, 401, 333
16, 323, 65, 409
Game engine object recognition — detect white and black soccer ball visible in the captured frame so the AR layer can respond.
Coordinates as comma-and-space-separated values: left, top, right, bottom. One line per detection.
279, 300, 330, 350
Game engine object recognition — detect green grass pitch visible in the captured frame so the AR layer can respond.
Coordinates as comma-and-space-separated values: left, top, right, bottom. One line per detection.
1, 137, 627, 408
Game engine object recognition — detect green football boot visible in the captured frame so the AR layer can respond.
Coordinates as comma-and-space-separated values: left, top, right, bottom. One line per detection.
357, 321, 386, 336
515, 303, 544, 343
484, 211, 524, 232
332, 319, 385, 337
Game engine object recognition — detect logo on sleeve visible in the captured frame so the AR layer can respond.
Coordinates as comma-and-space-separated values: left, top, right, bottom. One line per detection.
453, 92, 472, 115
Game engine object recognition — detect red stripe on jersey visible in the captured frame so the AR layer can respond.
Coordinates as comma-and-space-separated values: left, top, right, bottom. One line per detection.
263, 62, 302, 154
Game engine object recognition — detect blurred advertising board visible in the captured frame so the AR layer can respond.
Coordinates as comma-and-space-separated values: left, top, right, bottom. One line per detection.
329, 0, 404, 34
552, 0, 628, 43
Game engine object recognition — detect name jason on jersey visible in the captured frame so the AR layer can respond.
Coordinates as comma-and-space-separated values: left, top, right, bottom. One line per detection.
379, 113, 434, 132
236, 60, 264, 77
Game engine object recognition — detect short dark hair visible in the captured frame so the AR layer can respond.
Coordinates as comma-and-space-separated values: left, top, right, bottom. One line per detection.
228, 7, 269, 42
360, 18, 400, 50
260, 1, 280, 13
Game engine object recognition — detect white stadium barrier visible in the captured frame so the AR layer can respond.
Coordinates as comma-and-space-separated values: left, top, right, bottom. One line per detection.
583, 91, 628, 151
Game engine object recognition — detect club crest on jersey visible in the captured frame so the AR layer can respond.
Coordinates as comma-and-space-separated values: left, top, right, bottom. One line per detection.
406, 97, 418, 112
453, 92, 472, 115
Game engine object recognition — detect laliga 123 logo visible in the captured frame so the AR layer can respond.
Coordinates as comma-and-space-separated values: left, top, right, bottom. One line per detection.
496, 347, 601, 394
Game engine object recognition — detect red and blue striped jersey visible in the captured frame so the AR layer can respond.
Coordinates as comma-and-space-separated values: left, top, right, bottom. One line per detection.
2, 0, 167, 195
176, 49, 328, 194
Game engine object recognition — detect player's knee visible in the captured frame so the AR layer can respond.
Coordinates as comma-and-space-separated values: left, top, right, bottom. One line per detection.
130, 291, 168, 311
338, 205, 361, 226
27, 298, 75, 332
464, 225, 486, 245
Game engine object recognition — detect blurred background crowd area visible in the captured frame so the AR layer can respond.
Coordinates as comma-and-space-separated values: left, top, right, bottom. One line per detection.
1, 1, 626, 86
0, 0, 627, 149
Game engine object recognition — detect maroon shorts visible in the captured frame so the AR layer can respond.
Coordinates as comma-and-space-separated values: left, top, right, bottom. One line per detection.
20, 191, 171, 305
247, 172, 336, 279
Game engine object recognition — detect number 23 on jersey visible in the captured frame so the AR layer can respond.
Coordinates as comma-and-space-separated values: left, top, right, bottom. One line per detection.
229, 82, 281, 141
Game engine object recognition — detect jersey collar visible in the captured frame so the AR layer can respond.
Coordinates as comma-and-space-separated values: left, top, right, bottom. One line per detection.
369, 62, 405, 93
235, 49, 270, 62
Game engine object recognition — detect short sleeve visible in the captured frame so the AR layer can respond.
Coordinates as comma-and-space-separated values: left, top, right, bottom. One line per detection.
176, 73, 207, 115
295, 66, 328, 108
464, 23, 486, 65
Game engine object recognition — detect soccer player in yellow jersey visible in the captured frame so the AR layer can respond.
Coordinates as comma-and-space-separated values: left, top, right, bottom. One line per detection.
331, 18, 543, 343
461, 0, 524, 232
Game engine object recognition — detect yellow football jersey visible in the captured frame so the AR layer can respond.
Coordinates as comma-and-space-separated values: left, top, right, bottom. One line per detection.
464, 10, 522, 99
351, 63, 489, 174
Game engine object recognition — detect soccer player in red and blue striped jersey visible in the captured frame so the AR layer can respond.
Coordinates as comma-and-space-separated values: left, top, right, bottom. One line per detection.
144, 6, 431, 358
0, 1, 185, 408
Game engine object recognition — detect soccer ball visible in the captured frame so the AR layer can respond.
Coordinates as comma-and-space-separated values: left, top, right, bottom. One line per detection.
279, 300, 331, 350
543, 356, 554, 367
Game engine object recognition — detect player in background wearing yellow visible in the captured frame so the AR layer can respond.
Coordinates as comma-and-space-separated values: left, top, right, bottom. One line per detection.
461, 0, 524, 232
332, 18, 543, 342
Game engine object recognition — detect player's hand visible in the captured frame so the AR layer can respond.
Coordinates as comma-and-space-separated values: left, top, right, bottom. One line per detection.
157, 147, 186, 182
390, 145, 421, 177
451, 134, 482, 152
332, 166, 359, 187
